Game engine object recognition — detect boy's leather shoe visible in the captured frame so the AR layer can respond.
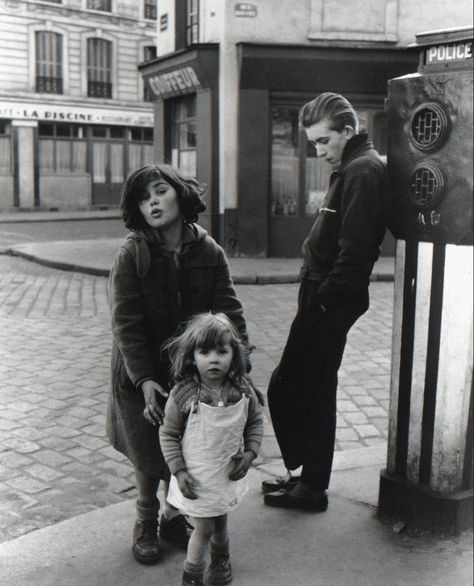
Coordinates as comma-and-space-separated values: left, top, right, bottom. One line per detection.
264, 483, 328, 512
159, 514, 193, 550
132, 518, 160, 564
261, 474, 300, 494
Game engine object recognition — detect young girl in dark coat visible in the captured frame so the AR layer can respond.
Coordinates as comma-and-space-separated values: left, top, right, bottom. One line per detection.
107, 164, 249, 565
160, 313, 263, 586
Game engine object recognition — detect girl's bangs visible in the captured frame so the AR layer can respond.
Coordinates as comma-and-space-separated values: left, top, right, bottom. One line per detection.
193, 322, 232, 350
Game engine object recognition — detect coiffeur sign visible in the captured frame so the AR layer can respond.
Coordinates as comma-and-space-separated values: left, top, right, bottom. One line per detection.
146, 66, 201, 99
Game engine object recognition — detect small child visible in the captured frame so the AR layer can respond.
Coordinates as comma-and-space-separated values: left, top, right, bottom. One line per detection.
160, 313, 263, 586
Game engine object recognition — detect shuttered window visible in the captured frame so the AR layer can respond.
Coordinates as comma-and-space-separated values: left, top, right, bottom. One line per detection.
87, 38, 112, 98
35, 32, 63, 94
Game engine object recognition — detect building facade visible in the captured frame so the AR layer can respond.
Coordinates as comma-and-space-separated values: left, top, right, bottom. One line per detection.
0, 0, 158, 210
140, 0, 473, 257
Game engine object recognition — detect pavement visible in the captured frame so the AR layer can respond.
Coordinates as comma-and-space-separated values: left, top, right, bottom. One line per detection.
0, 211, 472, 585
2, 447, 472, 586
0, 208, 395, 283
5, 238, 394, 284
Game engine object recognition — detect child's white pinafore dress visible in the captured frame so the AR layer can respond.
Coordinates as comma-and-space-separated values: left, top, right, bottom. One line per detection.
167, 394, 249, 517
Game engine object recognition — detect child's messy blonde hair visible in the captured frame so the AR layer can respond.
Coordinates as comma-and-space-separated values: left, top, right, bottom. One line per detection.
164, 313, 247, 383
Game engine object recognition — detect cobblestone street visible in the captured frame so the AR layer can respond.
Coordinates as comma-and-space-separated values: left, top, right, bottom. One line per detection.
0, 254, 394, 543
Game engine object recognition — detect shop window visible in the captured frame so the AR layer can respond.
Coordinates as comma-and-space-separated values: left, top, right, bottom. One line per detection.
144, 0, 157, 20
110, 126, 125, 139
35, 31, 63, 94
128, 127, 154, 175
87, 0, 112, 11
304, 145, 332, 215
143, 46, 157, 102
38, 123, 86, 173
0, 121, 12, 174
271, 108, 300, 216
271, 103, 386, 218
171, 96, 197, 177
187, 0, 199, 46
92, 125, 107, 138
130, 127, 153, 142
87, 38, 112, 98
143, 128, 153, 142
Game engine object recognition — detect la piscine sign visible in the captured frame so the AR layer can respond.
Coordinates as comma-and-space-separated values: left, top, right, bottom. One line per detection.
0, 101, 153, 127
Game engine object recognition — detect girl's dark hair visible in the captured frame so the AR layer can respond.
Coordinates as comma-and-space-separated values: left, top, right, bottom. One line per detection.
163, 313, 248, 383
120, 164, 207, 230
299, 92, 358, 132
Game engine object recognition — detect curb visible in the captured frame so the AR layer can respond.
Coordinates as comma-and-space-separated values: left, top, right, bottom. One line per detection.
0, 211, 120, 224
7, 248, 302, 283
7, 248, 110, 278
6, 245, 394, 284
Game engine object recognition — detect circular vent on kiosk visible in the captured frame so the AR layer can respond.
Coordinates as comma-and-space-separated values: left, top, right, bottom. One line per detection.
408, 162, 445, 209
410, 103, 449, 152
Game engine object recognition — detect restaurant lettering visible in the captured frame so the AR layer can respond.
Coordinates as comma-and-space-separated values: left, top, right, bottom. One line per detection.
147, 66, 201, 97
0, 100, 153, 127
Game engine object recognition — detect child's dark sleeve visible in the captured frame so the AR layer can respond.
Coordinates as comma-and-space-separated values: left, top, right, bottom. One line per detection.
243, 389, 264, 457
159, 392, 187, 474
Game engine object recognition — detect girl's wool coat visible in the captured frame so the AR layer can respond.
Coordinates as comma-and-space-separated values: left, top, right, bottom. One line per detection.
107, 224, 248, 477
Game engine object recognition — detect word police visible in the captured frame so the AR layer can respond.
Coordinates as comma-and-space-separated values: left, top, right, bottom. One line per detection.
426, 40, 472, 64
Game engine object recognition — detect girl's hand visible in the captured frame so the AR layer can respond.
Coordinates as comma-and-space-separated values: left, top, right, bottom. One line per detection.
141, 380, 169, 426
175, 470, 198, 500
229, 450, 255, 481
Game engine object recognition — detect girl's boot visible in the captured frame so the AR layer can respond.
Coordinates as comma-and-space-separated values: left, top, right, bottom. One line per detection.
132, 501, 160, 565
182, 561, 206, 586
207, 541, 232, 585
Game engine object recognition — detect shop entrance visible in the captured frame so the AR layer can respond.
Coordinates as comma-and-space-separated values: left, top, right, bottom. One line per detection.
268, 104, 388, 257
269, 105, 331, 257
90, 127, 125, 207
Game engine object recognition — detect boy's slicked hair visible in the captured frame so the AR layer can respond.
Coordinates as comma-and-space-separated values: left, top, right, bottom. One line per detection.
163, 313, 247, 383
299, 92, 359, 132
120, 163, 207, 230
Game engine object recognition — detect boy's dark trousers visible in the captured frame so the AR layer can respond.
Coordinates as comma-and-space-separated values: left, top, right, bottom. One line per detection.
268, 278, 368, 491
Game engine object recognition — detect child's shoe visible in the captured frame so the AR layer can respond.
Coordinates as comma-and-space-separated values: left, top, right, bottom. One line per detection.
182, 562, 206, 586
207, 541, 232, 585
182, 569, 206, 586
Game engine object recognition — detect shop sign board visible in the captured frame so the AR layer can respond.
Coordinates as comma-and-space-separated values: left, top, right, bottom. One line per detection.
146, 66, 202, 98
0, 100, 153, 127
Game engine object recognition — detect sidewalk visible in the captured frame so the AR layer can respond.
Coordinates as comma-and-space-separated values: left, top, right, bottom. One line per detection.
6, 238, 394, 283
2, 215, 471, 585
1, 445, 471, 586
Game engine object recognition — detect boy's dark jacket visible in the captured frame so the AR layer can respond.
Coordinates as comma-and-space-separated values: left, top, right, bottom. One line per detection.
301, 134, 389, 308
